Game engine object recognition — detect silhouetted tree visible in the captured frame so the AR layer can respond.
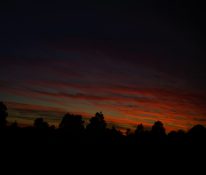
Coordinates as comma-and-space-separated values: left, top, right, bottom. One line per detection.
34, 118, 49, 129
134, 124, 146, 144
152, 121, 166, 135
135, 124, 144, 136
151, 121, 166, 143
86, 112, 107, 143
86, 112, 106, 132
188, 124, 206, 144
188, 124, 205, 135
59, 113, 84, 133
0, 102, 8, 128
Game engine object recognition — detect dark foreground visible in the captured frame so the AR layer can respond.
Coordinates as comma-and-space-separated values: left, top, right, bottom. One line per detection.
1, 126, 206, 174
0, 103, 206, 173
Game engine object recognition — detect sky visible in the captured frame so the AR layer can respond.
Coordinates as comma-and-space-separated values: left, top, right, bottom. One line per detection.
0, 1, 206, 131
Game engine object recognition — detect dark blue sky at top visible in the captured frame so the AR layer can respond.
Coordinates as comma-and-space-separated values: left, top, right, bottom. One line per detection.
0, 1, 205, 74
0, 0, 206, 94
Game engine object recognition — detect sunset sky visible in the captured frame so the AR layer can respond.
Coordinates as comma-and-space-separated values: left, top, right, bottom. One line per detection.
0, 1, 206, 131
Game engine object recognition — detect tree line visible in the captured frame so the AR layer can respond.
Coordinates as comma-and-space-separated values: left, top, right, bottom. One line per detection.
0, 102, 206, 145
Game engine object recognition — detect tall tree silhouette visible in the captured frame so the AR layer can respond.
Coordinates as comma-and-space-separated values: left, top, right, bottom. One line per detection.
86, 112, 106, 132
135, 124, 145, 136
134, 124, 146, 144
151, 121, 166, 142
0, 102, 8, 128
86, 112, 107, 143
59, 113, 84, 133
